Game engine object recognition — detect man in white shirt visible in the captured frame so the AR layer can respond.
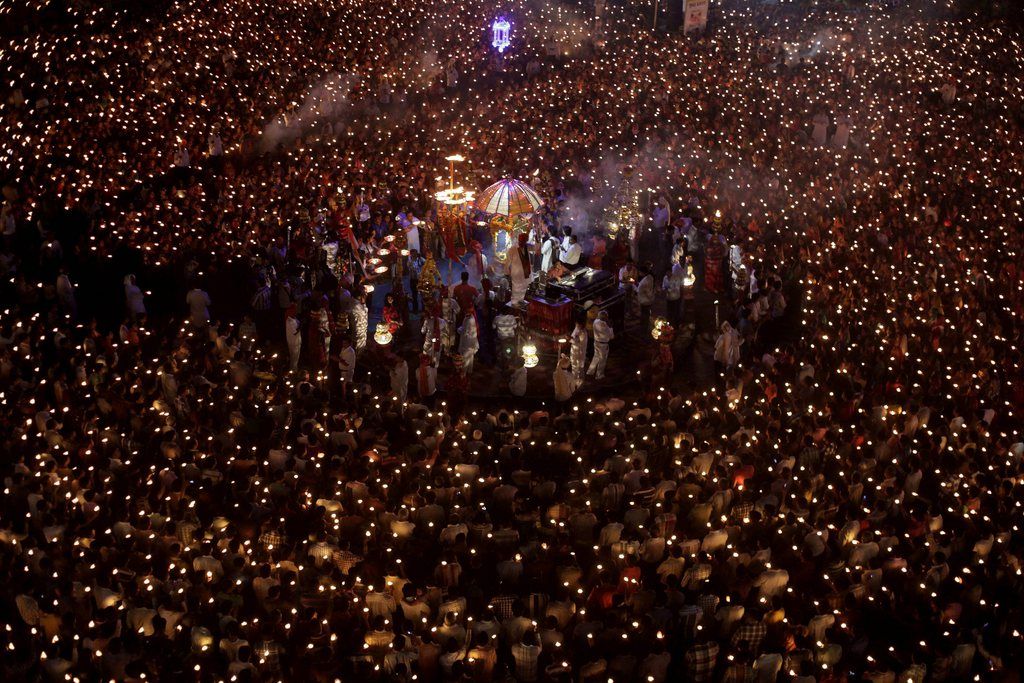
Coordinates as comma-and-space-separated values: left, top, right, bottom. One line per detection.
416, 354, 437, 398
186, 286, 211, 326
636, 265, 656, 330
338, 338, 356, 397
285, 307, 302, 371
541, 233, 560, 272
663, 262, 686, 326
560, 234, 582, 269
509, 361, 528, 396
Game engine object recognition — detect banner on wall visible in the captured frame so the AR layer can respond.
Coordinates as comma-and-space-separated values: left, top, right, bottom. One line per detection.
683, 0, 709, 34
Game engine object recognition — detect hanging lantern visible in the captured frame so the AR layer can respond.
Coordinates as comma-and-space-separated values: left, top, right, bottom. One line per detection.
522, 341, 539, 368
374, 323, 393, 345
491, 18, 511, 53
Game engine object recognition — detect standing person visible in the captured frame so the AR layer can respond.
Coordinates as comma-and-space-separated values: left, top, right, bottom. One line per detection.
541, 231, 559, 273
416, 354, 437, 400
337, 336, 356, 399
553, 355, 575, 403
408, 249, 425, 312
569, 319, 588, 387
940, 77, 957, 104
124, 275, 146, 321
476, 278, 498, 366
421, 302, 445, 365
509, 359, 528, 397
441, 287, 458, 357
306, 298, 332, 375
618, 256, 640, 320
587, 311, 614, 380
351, 293, 368, 351
704, 236, 726, 295
250, 276, 273, 339
173, 142, 191, 183
833, 113, 851, 149
637, 264, 656, 331
508, 233, 533, 306
453, 272, 478, 327
186, 285, 211, 326
389, 355, 409, 404
285, 305, 302, 372
458, 313, 479, 375
528, 222, 544, 272
812, 111, 830, 146
399, 208, 421, 251
714, 321, 742, 371
466, 241, 488, 288
56, 268, 75, 318
560, 233, 582, 269
663, 261, 685, 327
588, 231, 608, 270
651, 196, 670, 231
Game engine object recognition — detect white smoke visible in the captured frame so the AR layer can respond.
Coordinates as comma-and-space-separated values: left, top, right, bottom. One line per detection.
260, 72, 360, 151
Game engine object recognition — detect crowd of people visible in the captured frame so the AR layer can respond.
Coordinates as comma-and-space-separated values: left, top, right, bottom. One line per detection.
2, 0, 1024, 681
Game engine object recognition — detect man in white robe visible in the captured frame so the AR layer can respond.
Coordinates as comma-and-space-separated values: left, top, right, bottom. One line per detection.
186, 286, 211, 326
338, 339, 356, 398
714, 321, 742, 369
390, 356, 409, 404
812, 111, 829, 146
569, 321, 588, 386
459, 314, 480, 375
466, 241, 488, 288
587, 312, 614, 380
540, 233, 560, 273
351, 297, 368, 351
509, 362, 528, 397
285, 306, 302, 371
553, 355, 575, 402
508, 233, 533, 306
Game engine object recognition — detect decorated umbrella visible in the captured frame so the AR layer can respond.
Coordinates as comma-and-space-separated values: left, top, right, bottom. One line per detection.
475, 178, 543, 217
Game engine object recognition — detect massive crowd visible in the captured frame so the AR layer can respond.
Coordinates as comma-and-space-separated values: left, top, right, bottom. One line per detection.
2, 0, 1024, 681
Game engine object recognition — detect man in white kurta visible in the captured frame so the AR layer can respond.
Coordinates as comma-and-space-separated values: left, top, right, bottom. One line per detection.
569, 321, 588, 386
553, 355, 575, 402
587, 312, 614, 380
714, 321, 742, 369
351, 298, 368, 351
509, 363, 528, 397
390, 357, 408, 404
459, 315, 480, 375
338, 340, 356, 395
186, 287, 211, 326
466, 242, 488, 288
540, 234, 559, 273
812, 111, 830, 146
285, 308, 302, 371
508, 233, 533, 305
421, 310, 446, 365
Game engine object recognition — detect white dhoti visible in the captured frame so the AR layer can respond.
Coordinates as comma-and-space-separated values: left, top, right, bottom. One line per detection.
509, 249, 532, 306
587, 342, 610, 380
459, 317, 479, 375
570, 328, 588, 385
